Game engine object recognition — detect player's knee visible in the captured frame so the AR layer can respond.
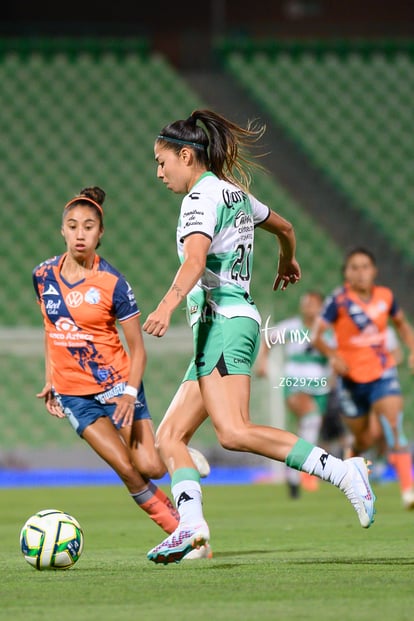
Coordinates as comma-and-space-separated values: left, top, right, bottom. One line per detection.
156, 422, 191, 451
155, 425, 173, 453
131, 448, 166, 479
215, 426, 247, 451
138, 460, 166, 480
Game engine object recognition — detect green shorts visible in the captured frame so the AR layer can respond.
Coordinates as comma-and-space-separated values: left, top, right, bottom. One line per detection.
183, 313, 260, 382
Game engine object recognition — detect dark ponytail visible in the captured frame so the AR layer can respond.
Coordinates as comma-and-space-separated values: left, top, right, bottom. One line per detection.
156, 109, 266, 192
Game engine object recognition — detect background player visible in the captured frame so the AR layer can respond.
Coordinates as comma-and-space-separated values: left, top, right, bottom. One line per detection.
312, 247, 414, 509
256, 290, 333, 497
33, 186, 210, 544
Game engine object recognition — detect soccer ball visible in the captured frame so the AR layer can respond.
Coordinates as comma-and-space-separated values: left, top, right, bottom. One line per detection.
20, 509, 84, 570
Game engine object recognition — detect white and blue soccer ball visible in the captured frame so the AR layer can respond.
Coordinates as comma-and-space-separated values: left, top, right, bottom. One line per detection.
20, 509, 84, 570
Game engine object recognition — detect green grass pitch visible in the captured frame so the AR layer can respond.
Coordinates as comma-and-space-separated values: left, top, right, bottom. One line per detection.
1, 481, 413, 621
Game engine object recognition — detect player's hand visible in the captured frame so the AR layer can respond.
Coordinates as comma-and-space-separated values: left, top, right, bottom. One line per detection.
329, 353, 349, 376
143, 303, 172, 337
108, 396, 135, 427
273, 256, 301, 291
36, 383, 65, 418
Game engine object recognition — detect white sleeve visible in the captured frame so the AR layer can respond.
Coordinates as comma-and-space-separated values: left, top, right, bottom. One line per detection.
249, 194, 270, 226
179, 193, 217, 242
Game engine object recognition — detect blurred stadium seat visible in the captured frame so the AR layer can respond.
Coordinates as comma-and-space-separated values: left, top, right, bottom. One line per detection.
0, 38, 346, 458
0, 42, 202, 327
0, 37, 344, 331
219, 40, 414, 264
2, 38, 413, 461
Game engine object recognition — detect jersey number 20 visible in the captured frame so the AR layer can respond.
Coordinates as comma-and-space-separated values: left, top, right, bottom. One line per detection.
231, 244, 252, 281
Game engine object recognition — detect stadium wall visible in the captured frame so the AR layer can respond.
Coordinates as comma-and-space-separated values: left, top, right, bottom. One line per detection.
1, 1, 413, 67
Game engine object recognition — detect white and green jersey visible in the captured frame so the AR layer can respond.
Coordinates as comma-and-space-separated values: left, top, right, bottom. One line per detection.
177, 172, 270, 327
268, 316, 332, 395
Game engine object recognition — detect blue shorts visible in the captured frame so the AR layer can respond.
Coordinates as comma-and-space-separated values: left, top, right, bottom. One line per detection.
56, 382, 151, 437
338, 367, 401, 418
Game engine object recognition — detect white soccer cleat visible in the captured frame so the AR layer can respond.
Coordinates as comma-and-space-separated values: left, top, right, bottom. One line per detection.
183, 543, 213, 560
402, 488, 414, 510
340, 457, 376, 528
147, 521, 210, 565
188, 447, 211, 478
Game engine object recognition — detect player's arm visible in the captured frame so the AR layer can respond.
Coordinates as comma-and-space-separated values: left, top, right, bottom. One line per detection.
143, 233, 210, 337
385, 325, 403, 365
111, 315, 147, 426
391, 309, 414, 371
258, 210, 301, 290
312, 316, 349, 376
36, 333, 65, 418
122, 315, 147, 389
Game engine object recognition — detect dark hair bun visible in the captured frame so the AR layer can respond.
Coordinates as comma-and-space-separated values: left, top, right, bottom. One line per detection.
79, 186, 106, 206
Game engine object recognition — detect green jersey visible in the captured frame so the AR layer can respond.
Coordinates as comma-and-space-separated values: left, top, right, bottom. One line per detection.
176, 172, 270, 327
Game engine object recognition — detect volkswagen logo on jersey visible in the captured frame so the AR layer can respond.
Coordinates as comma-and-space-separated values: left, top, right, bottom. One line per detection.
66, 291, 83, 308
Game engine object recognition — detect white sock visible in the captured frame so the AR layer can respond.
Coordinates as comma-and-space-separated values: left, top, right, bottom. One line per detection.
172, 480, 204, 526
299, 413, 322, 446
302, 447, 348, 487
